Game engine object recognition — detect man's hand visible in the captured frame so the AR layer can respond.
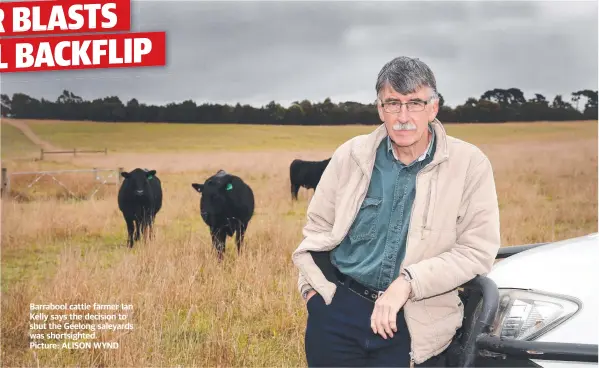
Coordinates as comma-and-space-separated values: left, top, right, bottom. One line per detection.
304, 289, 317, 303
370, 277, 412, 339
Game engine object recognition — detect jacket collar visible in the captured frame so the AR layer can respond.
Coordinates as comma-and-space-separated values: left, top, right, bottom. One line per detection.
350, 118, 450, 178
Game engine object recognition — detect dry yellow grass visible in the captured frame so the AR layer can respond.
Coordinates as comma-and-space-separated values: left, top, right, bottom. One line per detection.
1, 121, 597, 367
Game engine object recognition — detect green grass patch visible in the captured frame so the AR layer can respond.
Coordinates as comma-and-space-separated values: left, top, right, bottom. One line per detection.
26, 120, 598, 153
1, 232, 125, 293
28, 122, 376, 152
443, 121, 597, 144
1, 123, 40, 159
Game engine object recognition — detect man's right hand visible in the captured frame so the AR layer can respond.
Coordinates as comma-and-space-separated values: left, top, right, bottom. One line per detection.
305, 289, 318, 303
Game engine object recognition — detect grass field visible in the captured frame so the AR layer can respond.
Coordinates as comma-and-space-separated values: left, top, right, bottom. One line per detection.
1, 123, 40, 159
1, 119, 597, 367
16, 118, 599, 152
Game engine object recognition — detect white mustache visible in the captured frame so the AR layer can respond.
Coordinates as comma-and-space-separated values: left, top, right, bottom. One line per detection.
392, 122, 417, 131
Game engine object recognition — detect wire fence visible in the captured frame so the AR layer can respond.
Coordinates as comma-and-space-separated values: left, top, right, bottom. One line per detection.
1, 167, 124, 201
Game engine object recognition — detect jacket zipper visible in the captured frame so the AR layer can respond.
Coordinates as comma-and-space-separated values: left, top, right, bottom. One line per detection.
401, 162, 437, 364
401, 167, 425, 365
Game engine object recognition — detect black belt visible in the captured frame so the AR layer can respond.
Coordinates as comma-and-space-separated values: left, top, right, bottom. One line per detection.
334, 268, 383, 303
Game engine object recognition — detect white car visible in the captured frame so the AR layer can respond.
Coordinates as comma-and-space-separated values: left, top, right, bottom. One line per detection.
307, 234, 599, 367
456, 233, 599, 367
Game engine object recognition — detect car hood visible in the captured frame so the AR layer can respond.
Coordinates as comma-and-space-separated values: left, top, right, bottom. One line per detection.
488, 233, 599, 292
487, 233, 599, 346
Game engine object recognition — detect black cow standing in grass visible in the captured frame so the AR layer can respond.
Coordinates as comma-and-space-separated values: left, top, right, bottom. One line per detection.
289, 158, 331, 200
191, 170, 254, 261
118, 168, 163, 248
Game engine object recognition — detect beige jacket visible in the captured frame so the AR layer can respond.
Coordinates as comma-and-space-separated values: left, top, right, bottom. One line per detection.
291, 120, 501, 364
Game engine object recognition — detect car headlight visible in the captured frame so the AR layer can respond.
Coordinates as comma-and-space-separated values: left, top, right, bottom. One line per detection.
491, 289, 581, 341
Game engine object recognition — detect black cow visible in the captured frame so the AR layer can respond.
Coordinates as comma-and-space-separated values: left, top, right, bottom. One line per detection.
191, 170, 255, 261
118, 168, 163, 248
289, 158, 331, 200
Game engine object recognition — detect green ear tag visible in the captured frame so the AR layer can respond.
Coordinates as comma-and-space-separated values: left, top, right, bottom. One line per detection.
226, 183, 233, 191
148, 175, 153, 180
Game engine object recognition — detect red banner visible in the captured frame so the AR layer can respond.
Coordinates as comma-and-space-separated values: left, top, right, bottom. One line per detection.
0, 0, 131, 37
0, 31, 166, 73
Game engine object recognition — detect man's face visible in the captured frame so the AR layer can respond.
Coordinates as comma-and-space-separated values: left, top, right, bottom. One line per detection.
377, 83, 439, 148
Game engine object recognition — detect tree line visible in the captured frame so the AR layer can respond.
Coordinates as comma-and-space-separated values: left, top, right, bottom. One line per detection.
1, 88, 596, 125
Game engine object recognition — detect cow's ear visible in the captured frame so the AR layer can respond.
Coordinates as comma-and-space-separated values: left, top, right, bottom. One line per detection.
146, 170, 156, 178
121, 172, 130, 179
191, 183, 204, 193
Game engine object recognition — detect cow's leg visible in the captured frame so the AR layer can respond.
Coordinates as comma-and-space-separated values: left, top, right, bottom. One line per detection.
143, 209, 153, 242
141, 215, 150, 243
211, 228, 227, 262
134, 217, 141, 242
137, 209, 147, 242
291, 183, 300, 200
125, 216, 135, 248
235, 222, 247, 255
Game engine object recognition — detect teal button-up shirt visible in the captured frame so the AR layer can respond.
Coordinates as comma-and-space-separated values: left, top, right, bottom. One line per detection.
331, 124, 436, 291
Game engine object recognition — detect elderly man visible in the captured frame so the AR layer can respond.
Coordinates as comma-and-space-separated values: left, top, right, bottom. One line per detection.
291, 56, 501, 367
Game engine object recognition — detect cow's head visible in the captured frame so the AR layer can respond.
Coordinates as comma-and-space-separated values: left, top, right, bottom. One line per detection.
191, 170, 233, 208
121, 168, 156, 197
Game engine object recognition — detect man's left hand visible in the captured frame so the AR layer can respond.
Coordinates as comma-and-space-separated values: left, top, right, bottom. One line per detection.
370, 277, 411, 339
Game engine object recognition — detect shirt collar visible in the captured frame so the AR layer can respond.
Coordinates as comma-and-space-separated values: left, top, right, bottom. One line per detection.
387, 123, 435, 162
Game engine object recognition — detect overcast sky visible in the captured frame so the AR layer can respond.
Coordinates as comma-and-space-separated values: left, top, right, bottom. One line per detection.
0, 0, 597, 108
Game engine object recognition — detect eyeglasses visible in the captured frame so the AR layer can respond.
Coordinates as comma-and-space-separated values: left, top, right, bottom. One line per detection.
380, 97, 433, 113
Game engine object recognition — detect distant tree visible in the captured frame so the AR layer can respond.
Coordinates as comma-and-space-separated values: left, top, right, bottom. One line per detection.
265, 100, 284, 122
437, 92, 445, 108
57, 90, 82, 104
506, 88, 526, 105
10, 93, 42, 118
126, 98, 140, 122
571, 92, 581, 110
530, 93, 548, 105
552, 95, 570, 109
1, 94, 11, 116
572, 90, 598, 119
480, 89, 508, 106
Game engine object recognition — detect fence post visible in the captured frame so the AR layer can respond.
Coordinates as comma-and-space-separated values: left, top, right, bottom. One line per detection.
104, 148, 107, 155
118, 167, 124, 185
1, 168, 8, 197
40, 148, 44, 160
73, 148, 77, 157
93, 167, 98, 181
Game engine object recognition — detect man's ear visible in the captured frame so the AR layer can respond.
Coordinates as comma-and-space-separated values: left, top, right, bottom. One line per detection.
191, 183, 204, 193
428, 98, 439, 122
121, 172, 130, 179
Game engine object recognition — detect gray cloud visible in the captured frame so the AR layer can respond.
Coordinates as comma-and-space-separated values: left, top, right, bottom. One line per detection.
1, 1, 597, 108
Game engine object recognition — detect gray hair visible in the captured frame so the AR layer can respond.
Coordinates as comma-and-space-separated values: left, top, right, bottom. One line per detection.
375, 56, 439, 100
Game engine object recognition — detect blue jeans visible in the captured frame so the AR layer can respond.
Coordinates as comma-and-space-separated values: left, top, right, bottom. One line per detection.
305, 279, 412, 367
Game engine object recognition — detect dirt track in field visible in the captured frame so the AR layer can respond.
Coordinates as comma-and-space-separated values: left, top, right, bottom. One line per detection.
2, 119, 62, 151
